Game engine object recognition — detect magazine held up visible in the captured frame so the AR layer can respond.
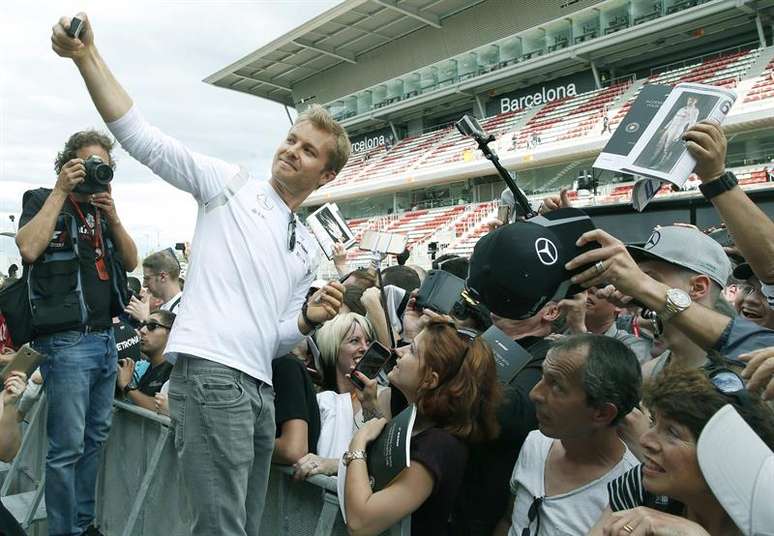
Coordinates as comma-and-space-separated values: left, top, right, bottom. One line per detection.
593, 82, 736, 211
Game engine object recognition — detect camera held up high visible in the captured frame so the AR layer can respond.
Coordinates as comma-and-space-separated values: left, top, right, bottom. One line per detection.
74, 155, 113, 195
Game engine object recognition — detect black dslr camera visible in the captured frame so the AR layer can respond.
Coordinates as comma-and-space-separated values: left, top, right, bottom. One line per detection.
451, 289, 493, 331
74, 155, 113, 194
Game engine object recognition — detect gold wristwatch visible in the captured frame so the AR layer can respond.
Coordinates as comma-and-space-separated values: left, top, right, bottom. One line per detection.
342, 449, 367, 466
659, 288, 692, 322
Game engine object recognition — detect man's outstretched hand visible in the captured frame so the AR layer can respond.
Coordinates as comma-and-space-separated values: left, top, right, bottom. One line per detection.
51, 12, 94, 62
305, 281, 345, 325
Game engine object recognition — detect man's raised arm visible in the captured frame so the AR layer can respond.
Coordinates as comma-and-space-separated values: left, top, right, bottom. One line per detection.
684, 122, 774, 284
52, 13, 238, 204
52, 13, 132, 123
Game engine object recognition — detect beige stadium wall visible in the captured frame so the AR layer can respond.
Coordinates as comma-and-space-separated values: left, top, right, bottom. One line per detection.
292, 0, 605, 106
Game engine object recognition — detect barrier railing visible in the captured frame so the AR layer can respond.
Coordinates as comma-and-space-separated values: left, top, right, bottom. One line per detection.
2, 397, 410, 535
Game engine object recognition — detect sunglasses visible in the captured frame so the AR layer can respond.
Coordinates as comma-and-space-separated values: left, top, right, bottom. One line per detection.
288, 214, 297, 252
521, 496, 543, 536
457, 327, 479, 340
707, 366, 755, 411
140, 321, 172, 332
441, 325, 480, 380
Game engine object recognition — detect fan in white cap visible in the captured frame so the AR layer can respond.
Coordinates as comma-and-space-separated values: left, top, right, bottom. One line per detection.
697, 405, 774, 536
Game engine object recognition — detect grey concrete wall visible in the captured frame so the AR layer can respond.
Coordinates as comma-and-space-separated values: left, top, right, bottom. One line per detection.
292, 0, 605, 105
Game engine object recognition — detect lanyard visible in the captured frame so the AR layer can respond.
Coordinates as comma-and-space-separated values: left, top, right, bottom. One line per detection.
68, 195, 110, 281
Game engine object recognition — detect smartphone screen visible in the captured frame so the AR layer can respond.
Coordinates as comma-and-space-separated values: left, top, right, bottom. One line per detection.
359, 230, 408, 255
350, 341, 391, 389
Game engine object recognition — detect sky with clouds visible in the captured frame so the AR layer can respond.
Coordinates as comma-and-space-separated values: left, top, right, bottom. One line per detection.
0, 0, 340, 271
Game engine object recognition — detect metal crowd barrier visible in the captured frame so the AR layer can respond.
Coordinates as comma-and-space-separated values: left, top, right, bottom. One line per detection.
1, 396, 410, 535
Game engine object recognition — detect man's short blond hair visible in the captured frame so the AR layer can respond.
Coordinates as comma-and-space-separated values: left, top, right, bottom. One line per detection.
295, 104, 351, 175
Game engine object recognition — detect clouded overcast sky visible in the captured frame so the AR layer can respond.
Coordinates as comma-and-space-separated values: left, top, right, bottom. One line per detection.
0, 0, 340, 270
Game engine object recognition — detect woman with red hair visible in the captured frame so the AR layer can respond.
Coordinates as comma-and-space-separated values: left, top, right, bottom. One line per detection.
343, 320, 502, 536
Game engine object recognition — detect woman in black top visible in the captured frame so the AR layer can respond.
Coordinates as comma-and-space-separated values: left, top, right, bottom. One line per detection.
271, 349, 321, 465
343, 320, 502, 536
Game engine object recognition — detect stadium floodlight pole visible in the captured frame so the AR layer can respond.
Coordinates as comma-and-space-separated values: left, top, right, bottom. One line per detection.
455, 114, 536, 218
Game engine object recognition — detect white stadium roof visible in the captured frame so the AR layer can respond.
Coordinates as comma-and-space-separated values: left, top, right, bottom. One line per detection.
204, 0, 486, 107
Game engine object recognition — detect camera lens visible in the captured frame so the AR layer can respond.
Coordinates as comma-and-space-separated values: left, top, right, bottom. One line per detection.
94, 164, 113, 185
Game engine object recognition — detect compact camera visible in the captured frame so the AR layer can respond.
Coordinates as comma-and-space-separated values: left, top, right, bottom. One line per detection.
415, 270, 466, 315
75, 155, 114, 194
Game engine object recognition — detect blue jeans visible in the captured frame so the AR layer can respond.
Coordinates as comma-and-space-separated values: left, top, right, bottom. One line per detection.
33, 329, 117, 536
168, 355, 275, 536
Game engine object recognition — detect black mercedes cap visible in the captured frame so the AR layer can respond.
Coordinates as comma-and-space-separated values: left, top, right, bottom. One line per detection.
467, 208, 597, 320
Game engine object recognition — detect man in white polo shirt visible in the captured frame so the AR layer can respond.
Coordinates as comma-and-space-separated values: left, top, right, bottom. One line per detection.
52, 14, 346, 536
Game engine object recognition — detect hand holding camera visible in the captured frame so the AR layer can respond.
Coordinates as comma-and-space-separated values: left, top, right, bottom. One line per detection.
90, 191, 119, 225
51, 13, 95, 62
55, 155, 113, 197
55, 159, 87, 194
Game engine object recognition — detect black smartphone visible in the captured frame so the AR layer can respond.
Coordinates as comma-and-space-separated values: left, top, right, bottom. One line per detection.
415, 269, 466, 315
350, 341, 392, 390
175, 242, 186, 252
67, 17, 84, 39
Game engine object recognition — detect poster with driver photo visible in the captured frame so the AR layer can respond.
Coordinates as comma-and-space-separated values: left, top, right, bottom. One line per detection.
631, 91, 720, 175
306, 202, 356, 259
593, 82, 736, 210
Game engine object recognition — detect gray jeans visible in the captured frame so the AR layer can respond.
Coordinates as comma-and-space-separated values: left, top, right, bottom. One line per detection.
167, 354, 275, 536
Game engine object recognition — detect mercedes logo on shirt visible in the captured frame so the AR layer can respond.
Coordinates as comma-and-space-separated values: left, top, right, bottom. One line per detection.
256, 193, 273, 211
535, 237, 558, 266
645, 230, 661, 249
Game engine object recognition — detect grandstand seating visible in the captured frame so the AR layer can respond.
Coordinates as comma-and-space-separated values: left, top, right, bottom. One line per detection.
325, 128, 451, 189
330, 166, 772, 267
515, 81, 631, 148
737, 167, 770, 185
320, 47, 764, 197
649, 48, 759, 87
342, 204, 469, 265
744, 57, 774, 103
609, 48, 759, 129
422, 109, 528, 169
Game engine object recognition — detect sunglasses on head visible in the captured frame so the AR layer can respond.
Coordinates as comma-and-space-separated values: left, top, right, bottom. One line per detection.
706, 366, 755, 411
140, 320, 171, 332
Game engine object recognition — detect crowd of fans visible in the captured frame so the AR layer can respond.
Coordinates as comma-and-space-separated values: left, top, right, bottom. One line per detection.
0, 12, 772, 536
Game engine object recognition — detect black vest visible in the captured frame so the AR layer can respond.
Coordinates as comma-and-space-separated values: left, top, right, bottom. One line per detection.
27, 210, 129, 336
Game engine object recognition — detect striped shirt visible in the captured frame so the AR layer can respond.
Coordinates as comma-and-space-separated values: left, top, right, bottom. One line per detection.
607, 464, 683, 515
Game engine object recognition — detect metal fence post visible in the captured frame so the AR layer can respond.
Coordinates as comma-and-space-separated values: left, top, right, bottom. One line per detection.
120, 425, 170, 536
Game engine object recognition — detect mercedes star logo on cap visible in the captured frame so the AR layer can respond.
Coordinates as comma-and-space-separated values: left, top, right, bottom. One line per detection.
535, 237, 558, 266
645, 230, 661, 249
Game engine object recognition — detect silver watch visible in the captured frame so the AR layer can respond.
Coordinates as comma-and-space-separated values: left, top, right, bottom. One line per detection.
342, 449, 367, 466
660, 288, 692, 322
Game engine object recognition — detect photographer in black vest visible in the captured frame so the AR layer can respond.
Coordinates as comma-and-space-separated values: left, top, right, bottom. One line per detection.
15, 130, 137, 536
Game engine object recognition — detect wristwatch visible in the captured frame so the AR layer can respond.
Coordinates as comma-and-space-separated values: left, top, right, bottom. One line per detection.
699, 171, 737, 200
659, 288, 692, 322
301, 300, 322, 330
123, 384, 138, 396
342, 449, 367, 466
